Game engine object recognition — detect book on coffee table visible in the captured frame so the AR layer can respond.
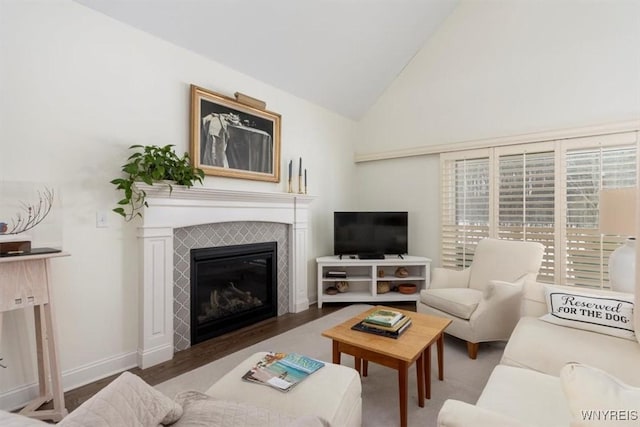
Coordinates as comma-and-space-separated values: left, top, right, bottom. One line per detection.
363, 314, 411, 332
241, 352, 325, 392
351, 318, 412, 339
363, 308, 404, 327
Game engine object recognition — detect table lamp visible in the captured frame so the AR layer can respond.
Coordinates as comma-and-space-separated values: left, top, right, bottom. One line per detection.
599, 188, 637, 294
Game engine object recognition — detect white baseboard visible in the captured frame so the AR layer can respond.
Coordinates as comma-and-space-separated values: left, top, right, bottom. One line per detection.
61, 351, 138, 390
137, 344, 174, 369
0, 383, 37, 413
0, 351, 138, 412
293, 298, 310, 313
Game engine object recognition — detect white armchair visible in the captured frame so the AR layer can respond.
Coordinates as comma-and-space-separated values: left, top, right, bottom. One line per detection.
417, 238, 544, 359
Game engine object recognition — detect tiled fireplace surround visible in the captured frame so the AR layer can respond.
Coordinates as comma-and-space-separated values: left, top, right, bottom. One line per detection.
173, 222, 289, 351
137, 184, 313, 369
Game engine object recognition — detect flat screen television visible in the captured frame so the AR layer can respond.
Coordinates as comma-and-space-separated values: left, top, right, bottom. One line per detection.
334, 211, 408, 258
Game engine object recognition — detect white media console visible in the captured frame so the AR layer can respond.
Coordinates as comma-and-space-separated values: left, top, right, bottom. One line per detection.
316, 255, 431, 307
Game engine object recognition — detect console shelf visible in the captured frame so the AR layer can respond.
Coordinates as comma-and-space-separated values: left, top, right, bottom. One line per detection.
316, 255, 431, 308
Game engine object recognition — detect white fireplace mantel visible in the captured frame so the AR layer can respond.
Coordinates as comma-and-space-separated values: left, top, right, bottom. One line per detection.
136, 184, 314, 369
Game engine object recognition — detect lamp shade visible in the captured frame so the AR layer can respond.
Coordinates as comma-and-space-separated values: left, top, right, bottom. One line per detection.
599, 188, 637, 236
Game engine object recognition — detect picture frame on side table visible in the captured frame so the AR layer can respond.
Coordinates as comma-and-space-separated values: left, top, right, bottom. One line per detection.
190, 84, 281, 182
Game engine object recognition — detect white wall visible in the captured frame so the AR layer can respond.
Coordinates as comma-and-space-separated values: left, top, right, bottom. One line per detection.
0, 0, 356, 405
356, 0, 640, 267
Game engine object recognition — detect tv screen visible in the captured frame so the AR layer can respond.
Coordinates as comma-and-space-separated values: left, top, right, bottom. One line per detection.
334, 211, 408, 256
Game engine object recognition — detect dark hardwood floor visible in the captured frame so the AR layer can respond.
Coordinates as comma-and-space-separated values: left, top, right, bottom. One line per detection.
62, 302, 416, 412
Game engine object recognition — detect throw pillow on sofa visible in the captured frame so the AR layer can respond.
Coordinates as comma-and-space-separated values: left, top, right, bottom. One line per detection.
541, 284, 635, 340
560, 363, 640, 427
58, 371, 183, 427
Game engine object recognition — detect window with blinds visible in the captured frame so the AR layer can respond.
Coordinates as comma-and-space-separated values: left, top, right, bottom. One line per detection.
441, 155, 490, 269
440, 131, 637, 288
497, 151, 555, 281
565, 144, 637, 287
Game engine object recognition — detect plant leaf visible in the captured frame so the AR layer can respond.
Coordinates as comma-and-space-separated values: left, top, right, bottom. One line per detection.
124, 164, 139, 175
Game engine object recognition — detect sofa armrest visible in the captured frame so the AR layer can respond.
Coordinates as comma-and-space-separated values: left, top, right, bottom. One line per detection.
430, 267, 471, 289
475, 277, 525, 314
437, 400, 531, 427
483, 277, 524, 299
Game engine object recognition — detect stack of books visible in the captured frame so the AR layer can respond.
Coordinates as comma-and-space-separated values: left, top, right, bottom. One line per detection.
241, 352, 325, 392
351, 308, 412, 339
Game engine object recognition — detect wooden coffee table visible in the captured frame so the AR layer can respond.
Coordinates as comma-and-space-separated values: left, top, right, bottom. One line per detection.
321, 305, 451, 427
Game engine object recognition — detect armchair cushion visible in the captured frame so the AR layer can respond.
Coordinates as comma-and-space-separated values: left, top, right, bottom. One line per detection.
420, 288, 482, 320
541, 284, 636, 340
561, 363, 640, 427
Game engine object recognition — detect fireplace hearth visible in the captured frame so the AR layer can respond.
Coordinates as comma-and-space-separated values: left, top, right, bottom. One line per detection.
190, 241, 277, 345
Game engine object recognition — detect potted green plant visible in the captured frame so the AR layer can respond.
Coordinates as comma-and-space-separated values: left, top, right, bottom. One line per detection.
111, 144, 205, 221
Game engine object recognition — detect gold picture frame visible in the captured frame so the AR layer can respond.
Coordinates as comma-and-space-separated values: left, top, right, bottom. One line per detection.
190, 85, 281, 182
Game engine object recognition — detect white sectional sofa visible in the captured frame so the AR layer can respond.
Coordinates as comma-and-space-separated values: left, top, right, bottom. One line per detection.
438, 281, 640, 427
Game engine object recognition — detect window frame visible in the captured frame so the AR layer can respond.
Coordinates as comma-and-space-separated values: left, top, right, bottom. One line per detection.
440, 131, 638, 288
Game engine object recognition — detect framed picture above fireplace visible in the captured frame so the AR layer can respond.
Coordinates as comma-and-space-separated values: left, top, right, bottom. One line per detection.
190, 85, 281, 182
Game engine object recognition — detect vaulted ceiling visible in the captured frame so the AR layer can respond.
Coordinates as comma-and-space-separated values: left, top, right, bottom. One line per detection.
74, 0, 459, 119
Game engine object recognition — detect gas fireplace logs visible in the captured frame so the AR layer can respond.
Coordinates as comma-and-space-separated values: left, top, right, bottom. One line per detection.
198, 282, 264, 323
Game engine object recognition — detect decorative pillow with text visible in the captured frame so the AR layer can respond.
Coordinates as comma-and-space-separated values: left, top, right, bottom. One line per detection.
541, 285, 635, 340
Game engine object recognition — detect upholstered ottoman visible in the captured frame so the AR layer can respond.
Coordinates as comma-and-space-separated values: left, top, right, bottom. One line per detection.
205, 351, 362, 427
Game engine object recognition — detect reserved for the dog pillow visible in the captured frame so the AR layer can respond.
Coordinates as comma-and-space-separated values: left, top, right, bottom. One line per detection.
541, 284, 635, 340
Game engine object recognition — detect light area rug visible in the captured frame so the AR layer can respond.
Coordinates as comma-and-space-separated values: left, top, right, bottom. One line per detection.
155, 304, 505, 427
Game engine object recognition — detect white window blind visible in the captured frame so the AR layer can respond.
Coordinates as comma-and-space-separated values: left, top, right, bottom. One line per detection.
564, 143, 637, 287
497, 150, 556, 281
440, 131, 638, 287
441, 153, 490, 269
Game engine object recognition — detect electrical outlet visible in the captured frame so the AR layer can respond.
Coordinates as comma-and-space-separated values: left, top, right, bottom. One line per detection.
96, 211, 109, 228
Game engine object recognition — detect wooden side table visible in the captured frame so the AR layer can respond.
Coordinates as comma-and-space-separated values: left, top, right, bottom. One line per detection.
321, 305, 451, 427
0, 251, 69, 421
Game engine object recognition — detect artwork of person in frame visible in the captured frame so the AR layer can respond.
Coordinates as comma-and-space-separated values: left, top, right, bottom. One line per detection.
199, 99, 274, 174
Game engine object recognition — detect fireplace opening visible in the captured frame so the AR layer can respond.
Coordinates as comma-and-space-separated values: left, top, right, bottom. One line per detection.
190, 241, 277, 345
